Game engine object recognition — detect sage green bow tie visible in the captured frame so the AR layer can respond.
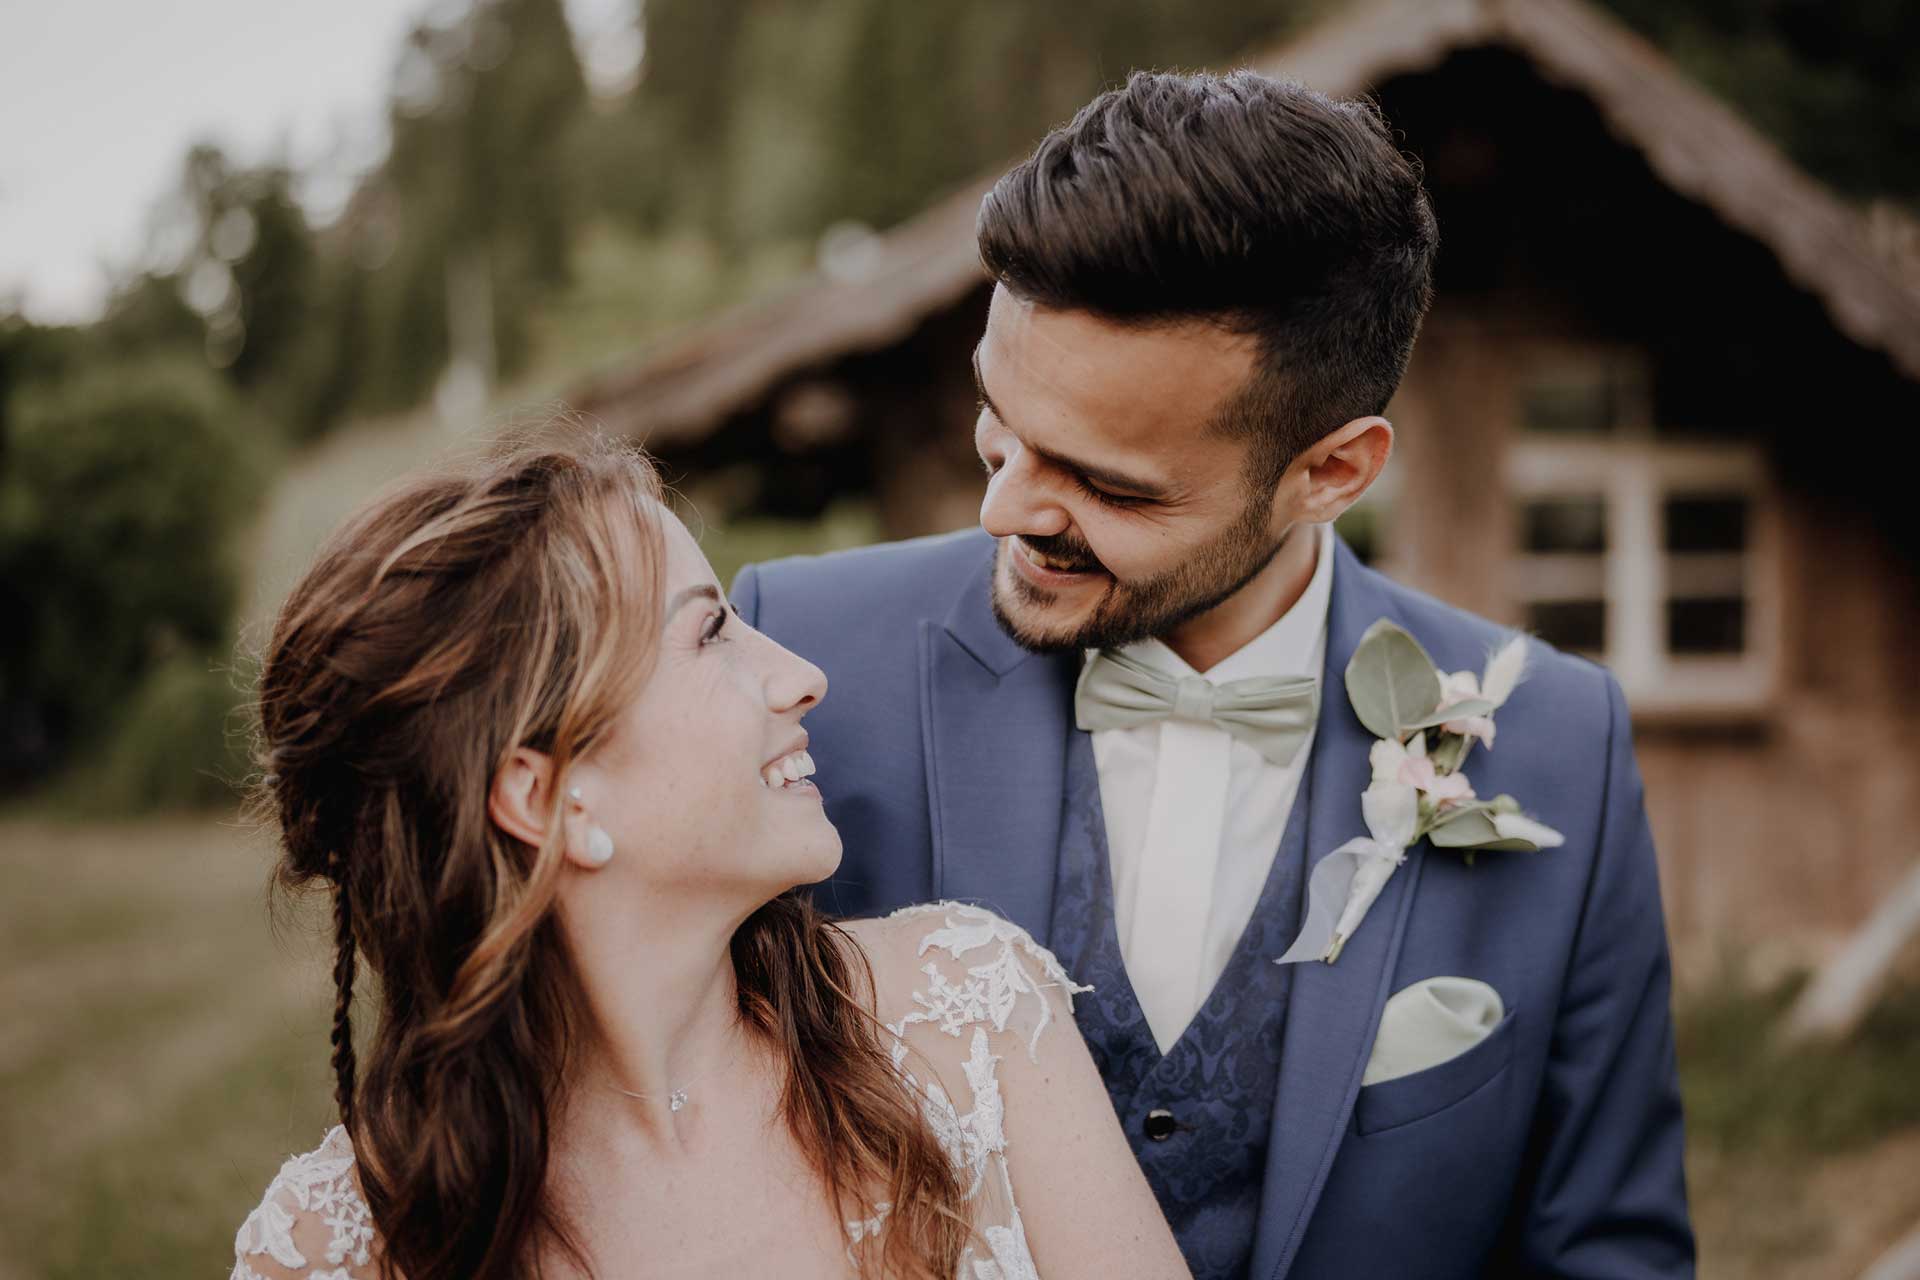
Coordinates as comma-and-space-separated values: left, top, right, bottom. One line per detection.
1074, 648, 1320, 766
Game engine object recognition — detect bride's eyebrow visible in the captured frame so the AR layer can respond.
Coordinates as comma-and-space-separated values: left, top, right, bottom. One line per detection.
666, 583, 723, 619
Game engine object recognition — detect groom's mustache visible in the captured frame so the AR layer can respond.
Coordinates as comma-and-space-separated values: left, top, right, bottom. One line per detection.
1015, 532, 1108, 576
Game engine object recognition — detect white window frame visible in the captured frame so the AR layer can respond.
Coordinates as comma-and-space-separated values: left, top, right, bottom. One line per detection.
1497, 318, 1781, 725
1506, 428, 1781, 720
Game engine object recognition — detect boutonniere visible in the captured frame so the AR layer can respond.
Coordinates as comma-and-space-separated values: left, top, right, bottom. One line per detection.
1277, 620, 1564, 966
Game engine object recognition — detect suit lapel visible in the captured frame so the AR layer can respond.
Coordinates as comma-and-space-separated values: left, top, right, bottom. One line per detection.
920, 545, 1077, 944
1250, 537, 1430, 1280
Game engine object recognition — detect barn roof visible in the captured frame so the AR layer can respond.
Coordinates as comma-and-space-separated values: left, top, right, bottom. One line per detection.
570, 0, 1920, 444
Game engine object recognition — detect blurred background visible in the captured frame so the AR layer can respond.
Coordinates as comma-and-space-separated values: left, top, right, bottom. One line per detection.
3, 0, 1919, 1275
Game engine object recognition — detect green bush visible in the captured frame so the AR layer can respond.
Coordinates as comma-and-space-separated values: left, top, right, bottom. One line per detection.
1677, 969, 1920, 1155
0, 356, 265, 789
56, 651, 254, 814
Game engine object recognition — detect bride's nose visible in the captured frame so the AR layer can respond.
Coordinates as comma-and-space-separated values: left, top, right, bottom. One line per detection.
763, 635, 827, 714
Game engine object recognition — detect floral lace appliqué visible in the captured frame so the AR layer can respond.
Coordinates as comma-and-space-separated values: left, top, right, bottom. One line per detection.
851, 902, 1089, 1279
234, 904, 1082, 1280
231, 1125, 372, 1278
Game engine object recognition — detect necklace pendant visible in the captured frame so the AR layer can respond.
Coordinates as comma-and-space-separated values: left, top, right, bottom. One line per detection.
669, 1088, 688, 1113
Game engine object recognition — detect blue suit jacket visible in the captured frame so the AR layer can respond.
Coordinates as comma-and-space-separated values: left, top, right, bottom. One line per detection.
734, 528, 1694, 1279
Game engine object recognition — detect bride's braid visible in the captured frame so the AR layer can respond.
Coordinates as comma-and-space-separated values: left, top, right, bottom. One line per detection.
328, 846, 358, 1130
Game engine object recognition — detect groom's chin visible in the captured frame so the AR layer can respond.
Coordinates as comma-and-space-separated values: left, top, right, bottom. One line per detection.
989, 573, 1096, 655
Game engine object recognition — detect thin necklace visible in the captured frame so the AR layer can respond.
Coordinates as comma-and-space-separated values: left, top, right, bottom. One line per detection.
610, 1026, 736, 1113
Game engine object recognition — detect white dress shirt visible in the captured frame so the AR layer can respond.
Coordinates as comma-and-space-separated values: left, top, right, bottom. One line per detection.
1087, 521, 1335, 1054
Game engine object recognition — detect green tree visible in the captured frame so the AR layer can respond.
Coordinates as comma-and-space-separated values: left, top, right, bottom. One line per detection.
158, 146, 321, 391
1598, 0, 1920, 199
355, 0, 591, 411
0, 357, 263, 786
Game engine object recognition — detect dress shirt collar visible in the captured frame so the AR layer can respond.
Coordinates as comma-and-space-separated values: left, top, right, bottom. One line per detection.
1084, 521, 1335, 684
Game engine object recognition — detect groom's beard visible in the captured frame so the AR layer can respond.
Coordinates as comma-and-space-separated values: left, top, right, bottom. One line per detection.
991, 491, 1283, 655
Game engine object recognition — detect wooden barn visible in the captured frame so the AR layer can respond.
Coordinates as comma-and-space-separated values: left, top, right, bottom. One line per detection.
572, 0, 1920, 963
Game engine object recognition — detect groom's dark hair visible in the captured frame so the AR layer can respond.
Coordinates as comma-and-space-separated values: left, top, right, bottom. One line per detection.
977, 69, 1438, 486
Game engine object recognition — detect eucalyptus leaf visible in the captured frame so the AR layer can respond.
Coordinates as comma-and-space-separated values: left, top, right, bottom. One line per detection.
1427, 807, 1501, 847
1344, 620, 1443, 740
1430, 806, 1542, 852
1471, 837, 1542, 852
1402, 697, 1495, 730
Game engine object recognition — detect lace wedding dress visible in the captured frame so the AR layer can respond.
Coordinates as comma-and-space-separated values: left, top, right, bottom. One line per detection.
231, 902, 1089, 1280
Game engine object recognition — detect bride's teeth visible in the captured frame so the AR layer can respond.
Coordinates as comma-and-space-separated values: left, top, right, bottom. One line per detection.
761, 750, 817, 789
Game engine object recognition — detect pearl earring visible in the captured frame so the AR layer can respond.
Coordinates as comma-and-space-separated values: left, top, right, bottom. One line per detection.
585, 827, 615, 865
567, 786, 614, 866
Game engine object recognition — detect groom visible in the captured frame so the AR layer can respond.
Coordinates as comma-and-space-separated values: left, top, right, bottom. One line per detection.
733, 71, 1693, 1278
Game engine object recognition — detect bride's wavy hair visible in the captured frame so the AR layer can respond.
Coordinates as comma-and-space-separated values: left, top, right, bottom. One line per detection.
254, 434, 967, 1280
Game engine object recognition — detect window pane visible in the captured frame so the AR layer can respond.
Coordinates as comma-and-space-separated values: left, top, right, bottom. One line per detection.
1668, 598, 1745, 654
1522, 377, 1619, 434
1665, 494, 1749, 553
1528, 600, 1606, 654
1521, 497, 1607, 554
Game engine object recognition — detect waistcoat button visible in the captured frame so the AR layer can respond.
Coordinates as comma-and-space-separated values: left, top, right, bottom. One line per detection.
1143, 1108, 1177, 1141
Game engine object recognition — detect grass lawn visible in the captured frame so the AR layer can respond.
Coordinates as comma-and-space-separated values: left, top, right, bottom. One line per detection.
2, 811, 1916, 1279
0, 815, 335, 1280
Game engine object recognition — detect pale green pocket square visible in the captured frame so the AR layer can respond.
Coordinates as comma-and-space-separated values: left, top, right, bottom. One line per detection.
1362, 976, 1506, 1087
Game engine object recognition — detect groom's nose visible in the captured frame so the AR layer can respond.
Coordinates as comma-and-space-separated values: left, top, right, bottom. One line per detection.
979, 451, 1072, 541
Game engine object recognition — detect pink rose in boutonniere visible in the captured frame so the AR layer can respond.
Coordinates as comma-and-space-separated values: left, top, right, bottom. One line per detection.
1278, 620, 1563, 966
1378, 733, 1478, 808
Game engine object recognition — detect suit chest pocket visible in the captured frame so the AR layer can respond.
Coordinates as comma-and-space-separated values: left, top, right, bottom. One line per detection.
1352, 1006, 1518, 1136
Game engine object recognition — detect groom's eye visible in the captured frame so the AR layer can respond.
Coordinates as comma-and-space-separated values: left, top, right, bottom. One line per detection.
1072, 473, 1146, 508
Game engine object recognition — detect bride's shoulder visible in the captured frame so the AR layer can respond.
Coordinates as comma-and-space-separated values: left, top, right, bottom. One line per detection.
230, 1124, 379, 1280
841, 901, 1092, 1062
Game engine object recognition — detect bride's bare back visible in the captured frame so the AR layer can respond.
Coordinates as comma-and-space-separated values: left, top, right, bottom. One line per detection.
231, 902, 1189, 1280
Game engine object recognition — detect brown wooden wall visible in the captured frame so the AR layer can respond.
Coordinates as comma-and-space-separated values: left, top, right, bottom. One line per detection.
1634, 494, 1920, 961
1385, 303, 1920, 967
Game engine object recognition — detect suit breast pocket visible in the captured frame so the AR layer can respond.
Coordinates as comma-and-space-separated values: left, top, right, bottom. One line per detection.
1352, 1006, 1519, 1136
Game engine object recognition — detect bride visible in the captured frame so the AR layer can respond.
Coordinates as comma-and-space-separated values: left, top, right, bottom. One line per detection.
232, 435, 1189, 1280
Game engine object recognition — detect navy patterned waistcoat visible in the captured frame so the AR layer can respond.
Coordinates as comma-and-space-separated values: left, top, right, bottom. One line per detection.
1047, 726, 1310, 1280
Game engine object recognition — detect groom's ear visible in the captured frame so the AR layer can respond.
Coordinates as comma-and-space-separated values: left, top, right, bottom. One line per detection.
1282, 415, 1393, 526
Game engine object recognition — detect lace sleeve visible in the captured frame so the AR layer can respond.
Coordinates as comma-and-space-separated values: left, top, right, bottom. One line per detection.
861, 901, 1093, 1280
230, 1126, 378, 1280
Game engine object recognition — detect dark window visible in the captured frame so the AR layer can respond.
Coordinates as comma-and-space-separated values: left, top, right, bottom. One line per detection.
1664, 494, 1749, 554
1528, 600, 1606, 654
1521, 497, 1607, 554
1667, 597, 1745, 654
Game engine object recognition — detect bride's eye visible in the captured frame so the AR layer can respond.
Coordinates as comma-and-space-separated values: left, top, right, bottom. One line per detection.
699, 608, 730, 646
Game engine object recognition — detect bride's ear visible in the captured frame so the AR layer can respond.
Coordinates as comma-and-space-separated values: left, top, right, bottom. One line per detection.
489, 747, 559, 850
490, 748, 612, 869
